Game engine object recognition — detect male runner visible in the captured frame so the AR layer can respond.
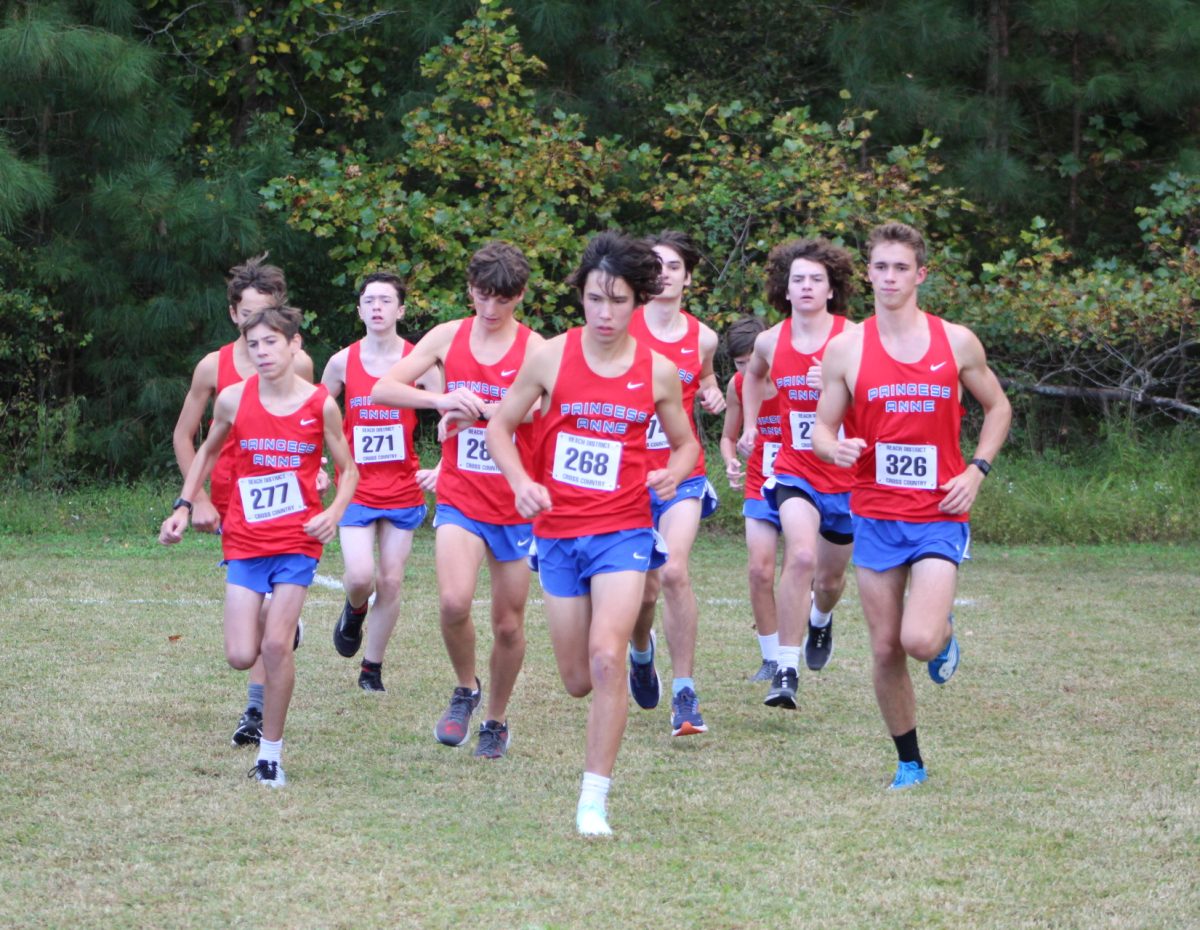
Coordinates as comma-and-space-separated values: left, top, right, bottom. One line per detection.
813, 221, 1010, 788
627, 230, 724, 737
321, 272, 440, 691
171, 255, 313, 746
487, 231, 699, 835
161, 305, 358, 786
738, 238, 859, 710
718, 315, 782, 682
371, 242, 543, 759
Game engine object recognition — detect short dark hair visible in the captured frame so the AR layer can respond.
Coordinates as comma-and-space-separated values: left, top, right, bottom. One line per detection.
240, 304, 303, 341
467, 241, 530, 298
765, 238, 857, 315
357, 271, 407, 303
227, 253, 287, 308
567, 232, 664, 307
645, 229, 701, 275
725, 316, 766, 358
867, 222, 927, 268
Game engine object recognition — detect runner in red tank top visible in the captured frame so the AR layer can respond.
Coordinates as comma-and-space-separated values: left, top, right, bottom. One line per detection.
161, 305, 358, 788
814, 222, 1011, 790
168, 255, 316, 748
321, 272, 442, 693
372, 242, 544, 759
627, 230, 725, 739
719, 317, 783, 682
487, 232, 699, 837
737, 238, 860, 709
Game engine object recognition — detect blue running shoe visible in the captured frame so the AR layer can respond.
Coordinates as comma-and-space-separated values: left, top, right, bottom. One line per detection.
889, 760, 928, 790
927, 615, 959, 684
627, 631, 661, 710
670, 686, 708, 736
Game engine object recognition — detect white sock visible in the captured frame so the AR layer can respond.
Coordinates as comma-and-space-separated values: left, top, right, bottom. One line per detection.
579, 772, 611, 811
257, 737, 282, 765
757, 632, 779, 662
778, 646, 801, 673
810, 603, 832, 628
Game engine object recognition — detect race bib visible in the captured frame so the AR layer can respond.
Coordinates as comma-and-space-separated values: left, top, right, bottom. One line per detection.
789, 410, 816, 451
875, 442, 938, 490
456, 426, 501, 475
762, 441, 782, 478
551, 433, 621, 492
645, 414, 668, 451
238, 471, 305, 523
353, 423, 406, 464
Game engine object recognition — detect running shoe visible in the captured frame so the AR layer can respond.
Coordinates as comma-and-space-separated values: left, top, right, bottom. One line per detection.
670, 686, 708, 736
332, 600, 367, 658
473, 720, 511, 759
803, 617, 834, 671
627, 631, 661, 710
231, 707, 263, 747
249, 759, 287, 788
889, 760, 928, 790
749, 659, 778, 682
576, 801, 612, 837
358, 663, 385, 692
927, 616, 959, 684
763, 666, 799, 709
433, 677, 482, 746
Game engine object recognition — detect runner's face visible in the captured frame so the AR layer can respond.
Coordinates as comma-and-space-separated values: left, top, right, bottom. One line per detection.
868, 242, 926, 311
469, 285, 523, 327
787, 258, 832, 316
582, 271, 635, 341
652, 245, 691, 301
230, 287, 277, 328
358, 281, 404, 331
244, 323, 298, 377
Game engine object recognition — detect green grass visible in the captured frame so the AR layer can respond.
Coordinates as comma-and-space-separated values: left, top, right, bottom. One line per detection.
1, 527, 1196, 929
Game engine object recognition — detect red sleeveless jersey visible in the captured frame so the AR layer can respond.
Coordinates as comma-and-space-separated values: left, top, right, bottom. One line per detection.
733, 371, 782, 502
533, 329, 656, 538
851, 313, 966, 523
437, 317, 535, 524
209, 342, 244, 516
339, 340, 423, 510
771, 316, 854, 494
220, 377, 329, 560
628, 308, 706, 479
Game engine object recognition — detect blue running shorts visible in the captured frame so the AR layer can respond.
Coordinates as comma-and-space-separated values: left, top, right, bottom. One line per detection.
764, 474, 853, 543
531, 528, 668, 597
340, 502, 428, 531
742, 496, 781, 531
225, 554, 319, 593
433, 503, 532, 563
851, 516, 971, 572
650, 475, 719, 526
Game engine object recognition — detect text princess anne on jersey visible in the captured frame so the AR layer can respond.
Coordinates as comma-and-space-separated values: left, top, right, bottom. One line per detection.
240, 437, 319, 468
561, 401, 651, 436
348, 396, 401, 418
446, 379, 507, 399
868, 382, 953, 414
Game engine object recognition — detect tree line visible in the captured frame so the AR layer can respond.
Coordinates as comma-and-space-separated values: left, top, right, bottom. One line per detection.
1, 0, 1197, 482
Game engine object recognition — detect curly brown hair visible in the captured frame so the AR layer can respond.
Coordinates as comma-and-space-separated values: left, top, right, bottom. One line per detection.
764, 238, 856, 315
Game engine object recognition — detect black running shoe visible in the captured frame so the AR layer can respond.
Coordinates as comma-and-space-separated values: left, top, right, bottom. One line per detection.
473, 720, 511, 759
749, 659, 778, 682
433, 677, 482, 746
248, 759, 286, 787
332, 600, 367, 658
763, 666, 799, 709
358, 663, 385, 692
803, 618, 834, 671
231, 707, 263, 747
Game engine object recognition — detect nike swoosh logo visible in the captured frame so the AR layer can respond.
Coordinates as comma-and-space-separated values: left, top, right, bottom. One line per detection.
680, 348, 695, 354
517, 538, 530, 547
626, 382, 644, 389
632, 552, 647, 560
300, 418, 318, 426
930, 362, 947, 371
501, 368, 518, 377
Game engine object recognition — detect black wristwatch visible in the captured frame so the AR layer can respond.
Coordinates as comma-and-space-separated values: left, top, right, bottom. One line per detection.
172, 496, 194, 514
969, 458, 991, 477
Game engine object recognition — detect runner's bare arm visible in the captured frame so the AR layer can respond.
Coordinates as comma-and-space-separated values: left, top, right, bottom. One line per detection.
719, 376, 744, 489
304, 396, 358, 543
738, 329, 776, 456
813, 334, 865, 468
648, 352, 700, 499
697, 323, 726, 414
487, 339, 561, 518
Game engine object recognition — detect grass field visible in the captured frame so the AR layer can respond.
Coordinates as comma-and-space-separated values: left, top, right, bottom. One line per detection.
1, 526, 1196, 929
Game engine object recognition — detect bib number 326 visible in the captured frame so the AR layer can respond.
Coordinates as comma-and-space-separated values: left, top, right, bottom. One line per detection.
875, 442, 938, 490
238, 471, 305, 523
